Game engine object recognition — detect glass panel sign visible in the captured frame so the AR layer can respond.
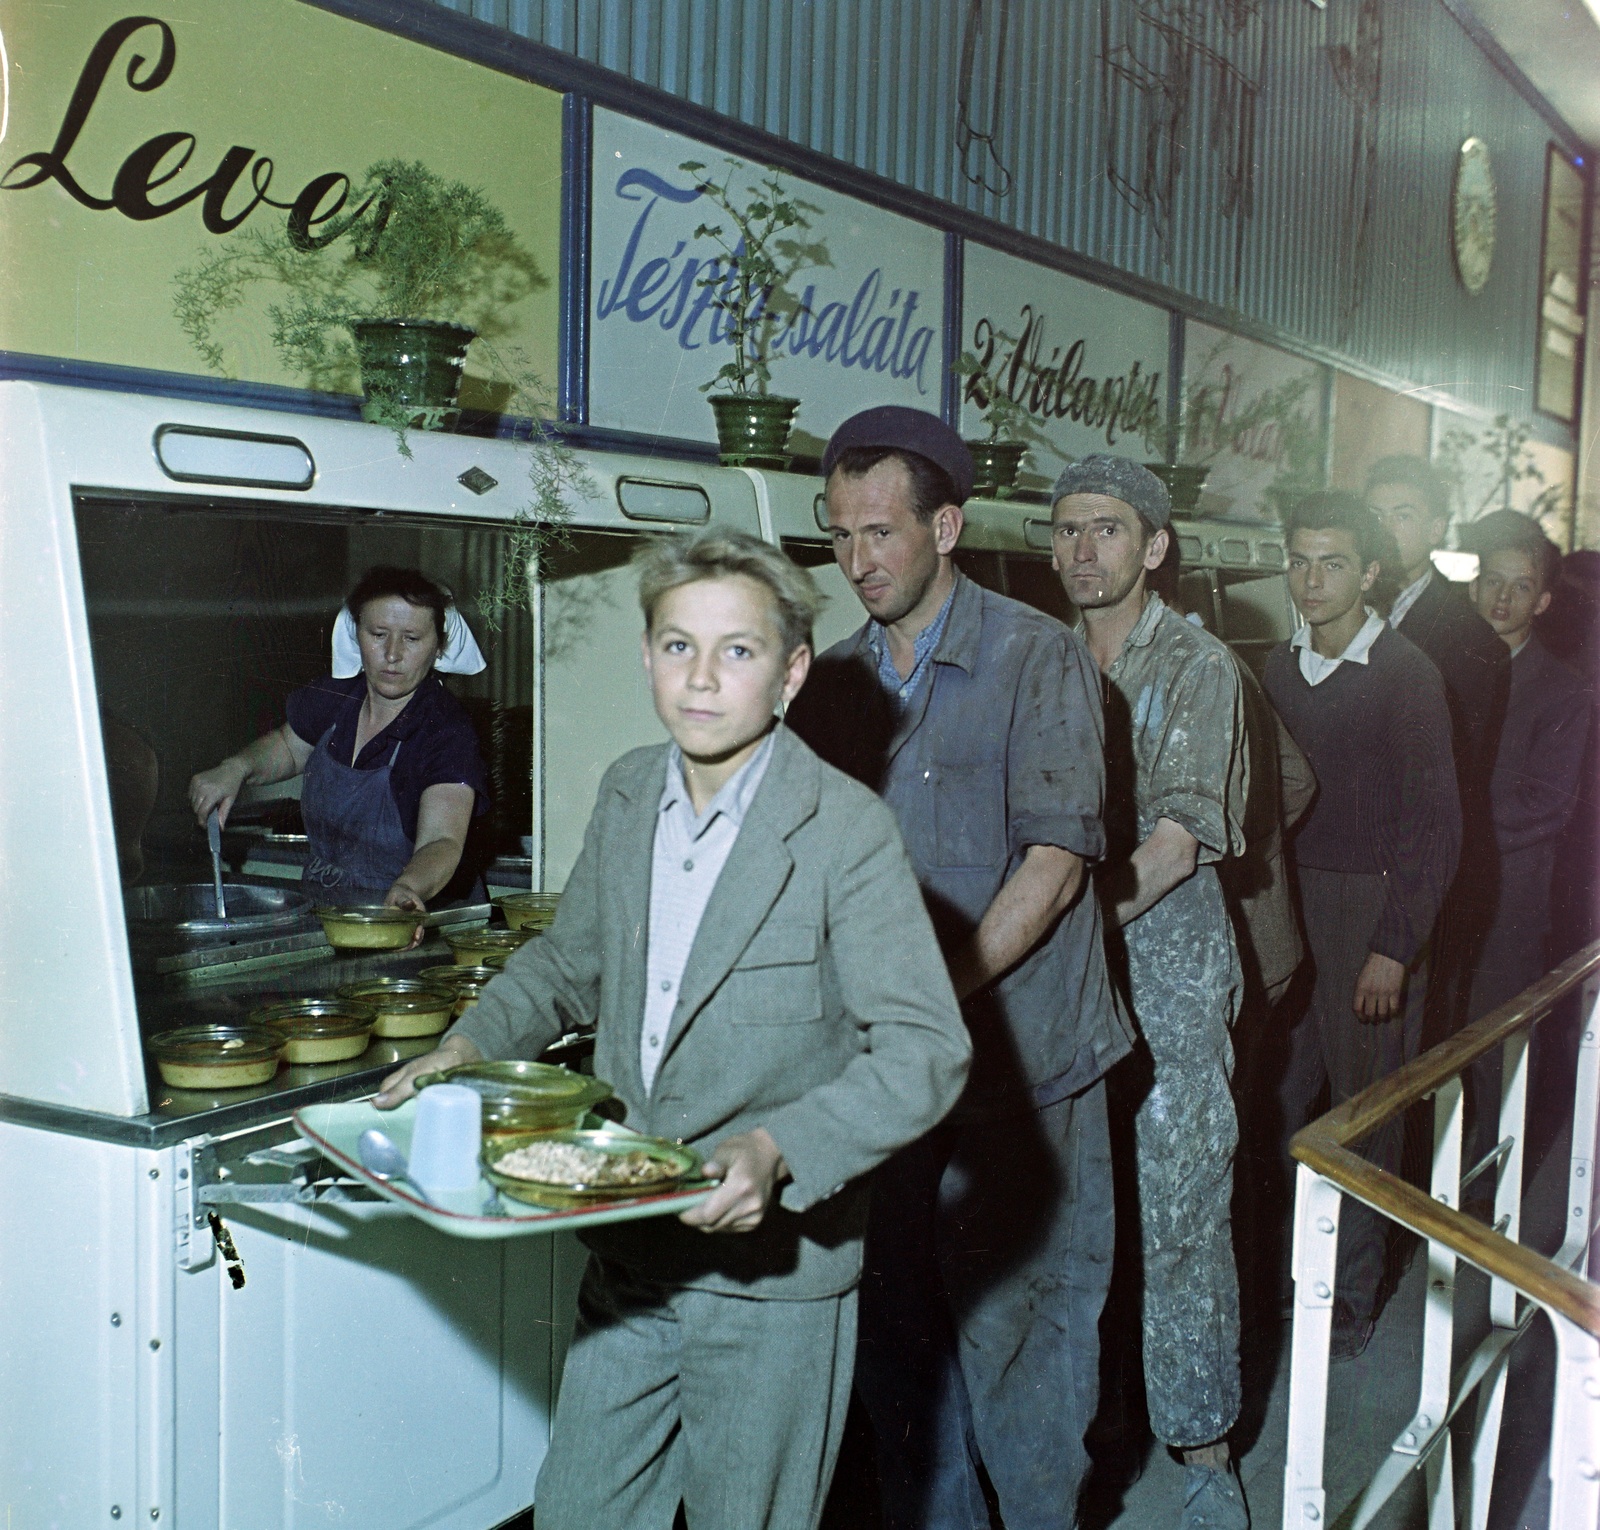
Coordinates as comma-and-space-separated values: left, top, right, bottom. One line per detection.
1180, 323, 1327, 522
589, 109, 946, 457
959, 242, 1169, 493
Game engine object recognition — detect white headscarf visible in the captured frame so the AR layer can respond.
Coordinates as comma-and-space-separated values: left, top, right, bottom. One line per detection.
331, 604, 486, 679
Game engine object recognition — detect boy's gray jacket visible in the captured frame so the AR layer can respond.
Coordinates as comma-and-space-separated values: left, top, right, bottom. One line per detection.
451, 726, 971, 1299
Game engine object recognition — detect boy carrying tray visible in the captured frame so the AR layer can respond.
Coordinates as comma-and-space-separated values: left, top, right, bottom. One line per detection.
376, 528, 971, 1530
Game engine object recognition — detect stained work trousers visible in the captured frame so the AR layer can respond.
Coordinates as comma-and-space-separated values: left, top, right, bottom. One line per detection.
534, 1257, 855, 1530
1277, 867, 1428, 1323
855, 1084, 1114, 1530
1125, 903, 1243, 1449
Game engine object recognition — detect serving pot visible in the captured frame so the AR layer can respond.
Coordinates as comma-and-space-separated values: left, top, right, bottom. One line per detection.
125, 883, 313, 940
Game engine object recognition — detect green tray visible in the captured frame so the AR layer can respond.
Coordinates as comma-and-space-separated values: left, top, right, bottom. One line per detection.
293, 1097, 714, 1241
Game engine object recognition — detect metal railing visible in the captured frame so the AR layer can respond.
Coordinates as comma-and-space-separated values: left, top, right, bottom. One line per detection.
1283, 941, 1600, 1530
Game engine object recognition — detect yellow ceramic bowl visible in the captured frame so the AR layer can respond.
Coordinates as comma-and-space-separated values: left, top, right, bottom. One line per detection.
314, 904, 423, 951
334, 978, 456, 1038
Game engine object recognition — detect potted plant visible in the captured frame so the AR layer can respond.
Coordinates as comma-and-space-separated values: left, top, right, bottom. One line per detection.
173, 159, 545, 436
1436, 412, 1570, 532
681, 159, 827, 468
953, 342, 1054, 498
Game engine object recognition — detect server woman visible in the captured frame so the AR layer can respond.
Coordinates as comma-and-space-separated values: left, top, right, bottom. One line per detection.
188, 566, 490, 909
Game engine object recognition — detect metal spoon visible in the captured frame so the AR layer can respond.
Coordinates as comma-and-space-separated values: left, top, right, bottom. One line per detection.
358, 1127, 503, 1215
358, 1128, 423, 1192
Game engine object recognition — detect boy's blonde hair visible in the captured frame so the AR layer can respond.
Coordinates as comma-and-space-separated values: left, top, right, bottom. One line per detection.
634, 528, 824, 653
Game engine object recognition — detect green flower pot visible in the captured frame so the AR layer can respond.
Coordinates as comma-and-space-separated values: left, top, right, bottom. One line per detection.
966, 439, 1029, 499
349, 319, 477, 431
1143, 463, 1210, 515
709, 394, 800, 469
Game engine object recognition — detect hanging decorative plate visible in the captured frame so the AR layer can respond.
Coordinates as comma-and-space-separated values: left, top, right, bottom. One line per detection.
1451, 137, 1496, 295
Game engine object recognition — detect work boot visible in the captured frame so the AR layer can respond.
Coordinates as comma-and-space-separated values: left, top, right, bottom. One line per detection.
1178, 1459, 1249, 1530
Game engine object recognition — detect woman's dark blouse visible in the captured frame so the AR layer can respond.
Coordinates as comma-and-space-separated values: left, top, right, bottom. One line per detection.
285, 674, 490, 841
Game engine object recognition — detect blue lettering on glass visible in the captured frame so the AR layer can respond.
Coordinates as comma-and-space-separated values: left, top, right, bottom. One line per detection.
595, 165, 934, 393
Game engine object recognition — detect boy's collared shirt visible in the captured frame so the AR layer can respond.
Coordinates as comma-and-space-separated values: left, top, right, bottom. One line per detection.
1388, 568, 1434, 629
641, 730, 777, 1091
1291, 607, 1385, 686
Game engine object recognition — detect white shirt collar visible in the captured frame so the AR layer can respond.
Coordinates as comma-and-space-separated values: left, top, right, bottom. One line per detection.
1388, 568, 1434, 629
1291, 607, 1385, 686
660, 729, 777, 838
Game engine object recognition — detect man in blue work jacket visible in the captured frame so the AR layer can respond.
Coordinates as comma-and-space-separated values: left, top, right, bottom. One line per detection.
787, 406, 1133, 1530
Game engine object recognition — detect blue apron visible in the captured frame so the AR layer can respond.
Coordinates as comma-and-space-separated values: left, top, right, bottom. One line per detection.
300, 725, 413, 906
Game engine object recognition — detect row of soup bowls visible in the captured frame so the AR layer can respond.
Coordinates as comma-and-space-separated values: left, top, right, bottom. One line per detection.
315, 892, 561, 953
148, 972, 478, 1091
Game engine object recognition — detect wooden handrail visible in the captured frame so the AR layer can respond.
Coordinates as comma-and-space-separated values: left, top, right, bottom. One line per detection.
1290, 940, 1600, 1338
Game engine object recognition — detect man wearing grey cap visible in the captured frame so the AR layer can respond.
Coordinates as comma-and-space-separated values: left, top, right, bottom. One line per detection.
1050, 455, 1250, 1530
787, 406, 1132, 1530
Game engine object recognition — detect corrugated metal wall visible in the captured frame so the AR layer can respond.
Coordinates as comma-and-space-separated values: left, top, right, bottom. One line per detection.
426, 0, 1578, 435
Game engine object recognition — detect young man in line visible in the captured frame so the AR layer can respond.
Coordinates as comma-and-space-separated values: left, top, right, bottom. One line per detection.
1051, 455, 1252, 1530
787, 407, 1131, 1530
1462, 511, 1593, 1165
1264, 493, 1461, 1359
1365, 457, 1510, 1020
376, 529, 971, 1530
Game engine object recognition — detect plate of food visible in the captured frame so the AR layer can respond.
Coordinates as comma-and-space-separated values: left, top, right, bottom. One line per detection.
484, 1128, 705, 1208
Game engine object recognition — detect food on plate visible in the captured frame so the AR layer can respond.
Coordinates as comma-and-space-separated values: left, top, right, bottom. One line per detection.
493, 1139, 680, 1188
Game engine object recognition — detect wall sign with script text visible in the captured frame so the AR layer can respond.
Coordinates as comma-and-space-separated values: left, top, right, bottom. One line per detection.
1180, 323, 1328, 522
0, 0, 562, 396
588, 109, 946, 454
958, 242, 1169, 486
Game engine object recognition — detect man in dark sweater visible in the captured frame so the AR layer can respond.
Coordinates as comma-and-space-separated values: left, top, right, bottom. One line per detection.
1461, 511, 1594, 1166
1265, 492, 1461, 1358
1365, 457, 1510, 1021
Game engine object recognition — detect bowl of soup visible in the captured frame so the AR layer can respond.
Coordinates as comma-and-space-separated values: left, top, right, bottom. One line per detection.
146, 1024, 283, 1090
445, 927, 533, 966
493, 892, 560, 933
334, 978, 456, 1039
314, 904, 424, 951
418, 964, 498, 1016
250, 998, 376, 1064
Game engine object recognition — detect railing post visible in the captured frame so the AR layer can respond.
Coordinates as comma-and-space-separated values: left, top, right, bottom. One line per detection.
1547, 1311, 1600, 1528
1491, 1028, 1530, 1325
1563, 978, 1600, 1278
1413, 1079, 1462, 1529
1282, 1164, 1340, 1530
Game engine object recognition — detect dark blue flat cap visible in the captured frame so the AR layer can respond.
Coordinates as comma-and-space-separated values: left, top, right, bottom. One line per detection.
822, 406, 975, 504
1051, 454, 1171, 531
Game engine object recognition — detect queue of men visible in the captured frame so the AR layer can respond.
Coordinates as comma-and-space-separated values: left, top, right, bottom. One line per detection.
379, 404, 1591, 1530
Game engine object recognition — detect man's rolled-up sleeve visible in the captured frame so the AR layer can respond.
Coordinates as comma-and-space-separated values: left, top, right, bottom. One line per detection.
1144, 649, 1249, 865
1005, 628, 1107, 863
761, 797, 971, 1212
